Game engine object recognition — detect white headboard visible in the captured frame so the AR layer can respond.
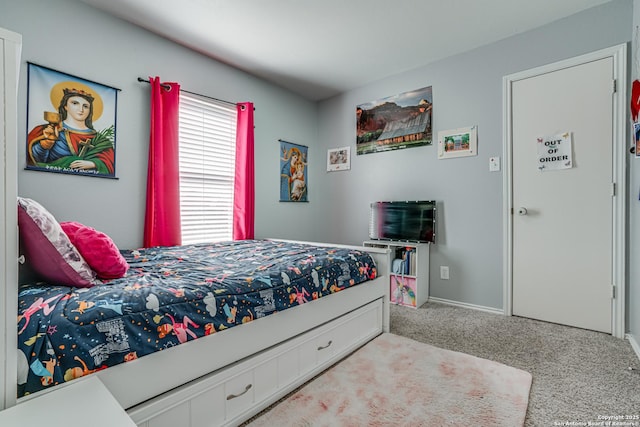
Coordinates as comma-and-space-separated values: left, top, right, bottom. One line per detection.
0, 26, 22, 410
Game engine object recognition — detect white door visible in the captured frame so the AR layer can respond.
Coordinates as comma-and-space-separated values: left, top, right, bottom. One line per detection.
510, 57, 614, 333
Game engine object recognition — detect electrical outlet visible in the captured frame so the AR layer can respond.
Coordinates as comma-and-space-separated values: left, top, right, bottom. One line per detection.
440, 266, 450, 280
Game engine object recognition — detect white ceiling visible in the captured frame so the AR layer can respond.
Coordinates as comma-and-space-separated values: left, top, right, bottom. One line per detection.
79, 0, 613, 101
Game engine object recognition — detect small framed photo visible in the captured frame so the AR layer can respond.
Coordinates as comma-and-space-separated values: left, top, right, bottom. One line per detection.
327, 146, 351, 172
438, 125, 478, 159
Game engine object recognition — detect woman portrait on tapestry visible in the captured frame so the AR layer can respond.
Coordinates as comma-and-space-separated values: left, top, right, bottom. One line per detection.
26, 64, 118, 178
280, 143, 307, 202
290, 160, 306, 201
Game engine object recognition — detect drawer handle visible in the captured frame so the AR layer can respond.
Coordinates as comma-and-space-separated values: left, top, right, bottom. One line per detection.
317, 340, 333, 351
226, 384, 252, 401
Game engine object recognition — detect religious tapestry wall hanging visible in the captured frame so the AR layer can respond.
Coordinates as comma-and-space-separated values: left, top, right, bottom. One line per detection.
356, 86, 432, 155
26, 63, 119, 178
280, 139, 308, 202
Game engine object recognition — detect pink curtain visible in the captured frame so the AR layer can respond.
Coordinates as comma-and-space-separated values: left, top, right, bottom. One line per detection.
233, 102, 255, 240
143, 77, 182, 247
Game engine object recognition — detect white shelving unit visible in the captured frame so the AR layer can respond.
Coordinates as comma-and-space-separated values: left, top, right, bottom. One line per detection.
363, 241, 429, 308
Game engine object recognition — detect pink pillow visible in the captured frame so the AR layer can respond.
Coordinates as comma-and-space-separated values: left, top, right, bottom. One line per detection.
60, 221, 129, 280
17, 197, 99, 288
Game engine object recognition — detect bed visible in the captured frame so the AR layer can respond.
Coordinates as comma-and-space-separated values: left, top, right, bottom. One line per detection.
16, 197, 390, 426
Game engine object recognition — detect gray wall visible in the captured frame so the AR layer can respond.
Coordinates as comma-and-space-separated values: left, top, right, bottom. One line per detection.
315, 1, 633, 311
2, 0, 637, 339
0, 0, 324, 250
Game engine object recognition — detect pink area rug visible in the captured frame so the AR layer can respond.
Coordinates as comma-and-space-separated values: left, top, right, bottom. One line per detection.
248, 333, 532, 427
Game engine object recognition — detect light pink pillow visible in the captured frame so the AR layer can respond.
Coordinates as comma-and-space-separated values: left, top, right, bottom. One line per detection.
60, 221, 129, 280
17, 197, 100, 288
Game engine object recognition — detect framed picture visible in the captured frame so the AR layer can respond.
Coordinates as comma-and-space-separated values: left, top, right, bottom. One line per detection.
280, 139, 308, 202
26, 63, 119, 178
327, 146, 350, 172
356, 86, 432, 155
437, 126, 478, 159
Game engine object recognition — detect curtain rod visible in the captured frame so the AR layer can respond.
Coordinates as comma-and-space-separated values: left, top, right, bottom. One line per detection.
137, 77, 239, 107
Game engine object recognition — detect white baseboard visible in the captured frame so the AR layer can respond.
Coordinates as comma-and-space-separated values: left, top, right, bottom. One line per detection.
426, 297, 504, 316
627, 333, 640, 363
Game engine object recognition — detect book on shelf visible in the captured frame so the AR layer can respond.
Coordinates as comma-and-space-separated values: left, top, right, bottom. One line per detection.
405, 248, 416, 275
392, 247, 416, 276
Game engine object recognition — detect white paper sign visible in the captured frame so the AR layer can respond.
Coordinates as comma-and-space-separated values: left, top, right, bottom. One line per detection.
537, 132, 572, 171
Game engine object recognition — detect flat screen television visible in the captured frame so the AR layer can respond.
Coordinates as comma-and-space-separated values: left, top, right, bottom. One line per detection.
369, 200, 436, 244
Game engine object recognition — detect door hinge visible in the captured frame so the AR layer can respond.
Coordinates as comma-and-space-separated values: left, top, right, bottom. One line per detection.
613, 79, 617, 93
611, 284, 616, 299
611, 182, 616, 197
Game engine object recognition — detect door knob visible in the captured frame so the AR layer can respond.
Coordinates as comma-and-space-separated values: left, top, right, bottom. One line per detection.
517, 207, 528, 216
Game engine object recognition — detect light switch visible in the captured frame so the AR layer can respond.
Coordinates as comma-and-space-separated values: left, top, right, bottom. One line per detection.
489, 156, 500, 172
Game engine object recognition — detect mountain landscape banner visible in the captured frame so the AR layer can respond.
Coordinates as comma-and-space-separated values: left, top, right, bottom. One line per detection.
356, 86, 432, 155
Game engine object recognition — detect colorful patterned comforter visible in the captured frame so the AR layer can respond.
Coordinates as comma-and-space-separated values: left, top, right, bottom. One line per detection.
17, 239, 377, 398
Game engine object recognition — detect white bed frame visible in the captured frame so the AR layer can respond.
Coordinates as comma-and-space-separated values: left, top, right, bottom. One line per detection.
1, 26, 21, 412
18, 242, 390, 426
1, 26, 390, 426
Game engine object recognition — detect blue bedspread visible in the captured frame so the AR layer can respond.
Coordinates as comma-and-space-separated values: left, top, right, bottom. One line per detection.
17, 239, 377, 398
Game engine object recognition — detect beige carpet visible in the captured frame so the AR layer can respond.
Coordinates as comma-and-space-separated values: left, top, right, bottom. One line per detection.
248, 333, 532, 427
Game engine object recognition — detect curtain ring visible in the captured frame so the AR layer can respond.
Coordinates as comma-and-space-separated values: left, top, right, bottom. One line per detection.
163, 84, 172, 92
240, 104, 246, 111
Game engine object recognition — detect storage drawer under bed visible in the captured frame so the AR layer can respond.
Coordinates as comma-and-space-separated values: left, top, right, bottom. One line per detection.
129, 298, 383, 427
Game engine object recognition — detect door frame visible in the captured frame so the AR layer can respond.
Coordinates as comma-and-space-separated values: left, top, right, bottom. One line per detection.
502, 44, 627, 338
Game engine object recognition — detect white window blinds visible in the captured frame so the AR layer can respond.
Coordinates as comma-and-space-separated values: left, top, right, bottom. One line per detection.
178, 92, 237, 244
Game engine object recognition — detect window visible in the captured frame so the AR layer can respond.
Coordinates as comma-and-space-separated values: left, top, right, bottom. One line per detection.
178, 92, 237, 244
